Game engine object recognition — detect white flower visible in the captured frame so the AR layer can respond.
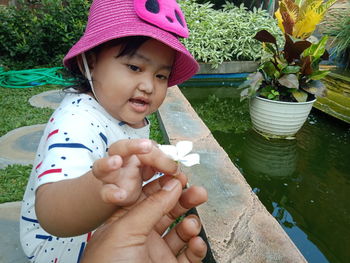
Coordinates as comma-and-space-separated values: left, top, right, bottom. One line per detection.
158, 141, 200, 167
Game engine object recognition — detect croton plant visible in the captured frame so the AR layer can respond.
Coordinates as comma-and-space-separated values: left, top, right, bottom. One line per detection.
240, 0, 337, 102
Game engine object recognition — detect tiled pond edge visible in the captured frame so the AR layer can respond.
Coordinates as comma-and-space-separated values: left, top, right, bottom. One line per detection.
157, 86, 306, 263
198, 61, 259, 75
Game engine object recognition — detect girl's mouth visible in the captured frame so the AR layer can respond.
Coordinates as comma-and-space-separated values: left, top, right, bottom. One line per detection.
129, 98, 149, 113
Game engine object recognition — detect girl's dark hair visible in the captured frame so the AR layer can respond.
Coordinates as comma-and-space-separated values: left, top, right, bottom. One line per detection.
64, 36, 151, 93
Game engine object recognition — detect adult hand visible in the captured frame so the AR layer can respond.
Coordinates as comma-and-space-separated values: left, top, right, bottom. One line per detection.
92, 138, 179, 206
81, 178, 208, 263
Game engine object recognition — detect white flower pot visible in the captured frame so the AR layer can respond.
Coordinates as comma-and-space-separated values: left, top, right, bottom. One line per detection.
249, 96, 316, 138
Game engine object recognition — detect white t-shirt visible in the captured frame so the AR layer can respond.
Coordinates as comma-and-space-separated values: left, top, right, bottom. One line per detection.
20, 91, 150, 263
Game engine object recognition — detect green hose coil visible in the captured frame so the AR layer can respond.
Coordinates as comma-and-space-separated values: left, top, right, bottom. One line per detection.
0, 67, 75, 88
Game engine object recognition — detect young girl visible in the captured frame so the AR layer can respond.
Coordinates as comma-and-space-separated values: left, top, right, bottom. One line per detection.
20, 0, 201, 262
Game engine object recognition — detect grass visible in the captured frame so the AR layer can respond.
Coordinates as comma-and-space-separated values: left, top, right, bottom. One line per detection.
0, 85, 165, 203
149, 113, 165, 144
0, 86, 55, 137
0, 85, 56, 203
0, 164, 32, 203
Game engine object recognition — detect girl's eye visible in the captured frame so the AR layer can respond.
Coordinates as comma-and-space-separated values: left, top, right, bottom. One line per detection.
156, 74, 168, 80
127, 64, 141, 72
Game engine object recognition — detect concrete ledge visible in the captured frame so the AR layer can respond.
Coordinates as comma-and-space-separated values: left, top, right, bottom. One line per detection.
198, 61, 259, 74
158, 86, 306, 262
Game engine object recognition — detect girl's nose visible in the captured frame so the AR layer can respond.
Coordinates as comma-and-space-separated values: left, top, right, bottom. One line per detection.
137, 78, 154, 94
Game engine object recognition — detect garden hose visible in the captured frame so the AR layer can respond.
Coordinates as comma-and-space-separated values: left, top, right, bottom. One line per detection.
0, 67, 74, 89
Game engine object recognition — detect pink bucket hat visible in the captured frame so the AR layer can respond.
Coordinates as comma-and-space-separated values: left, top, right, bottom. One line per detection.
63, 0, 199, 87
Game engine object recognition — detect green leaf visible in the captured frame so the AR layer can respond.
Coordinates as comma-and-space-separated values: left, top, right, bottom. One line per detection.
292, 90, 308, 102
282, 65, 301, 74
278, 74, 299, 89
310, 70, 330, 80
260, 85, 280, 100
267, 93, 275, 99
302, 35, 329, 61
265, 43, 277, 54
261, 61, 277, 78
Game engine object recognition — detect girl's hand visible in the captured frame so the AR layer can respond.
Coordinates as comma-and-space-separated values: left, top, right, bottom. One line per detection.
92, 139, 179, 206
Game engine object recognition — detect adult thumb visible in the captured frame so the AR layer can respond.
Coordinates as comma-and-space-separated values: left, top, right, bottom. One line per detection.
115, 179, 182, 236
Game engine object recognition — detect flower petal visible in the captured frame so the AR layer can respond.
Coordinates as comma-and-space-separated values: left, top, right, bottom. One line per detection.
179, 153, 200, 167
157, 144, 179, 161
176, 141, 193, 159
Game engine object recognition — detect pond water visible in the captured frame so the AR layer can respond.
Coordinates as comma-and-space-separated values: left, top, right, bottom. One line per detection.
180, 82, 350, 263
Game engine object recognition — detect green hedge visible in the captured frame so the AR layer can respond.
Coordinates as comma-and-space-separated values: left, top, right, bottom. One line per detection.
195, 0, 266, 10
0, 0, 90, 69
180, 0, 282, 68
0, 0, 281, 70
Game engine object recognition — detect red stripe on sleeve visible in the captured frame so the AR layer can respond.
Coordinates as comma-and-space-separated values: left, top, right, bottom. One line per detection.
47, 129, 59, 140
87, 231, 92, 242
35, 161, 43, 170
38, 168, 62, 178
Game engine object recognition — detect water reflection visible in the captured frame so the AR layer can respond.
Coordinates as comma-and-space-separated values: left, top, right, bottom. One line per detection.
241, 130, 297, 178
217, 113, 350, 263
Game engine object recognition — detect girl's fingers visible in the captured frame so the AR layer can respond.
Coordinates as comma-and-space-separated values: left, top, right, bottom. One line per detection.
177, 236, 207, 263
100, 184, 126, 204
108, 139, 153, 157
109, 138, 179, 176
137, 145, 180, 176
92, 155, 123, 180
100, 183, 141, 206
142, 166, 157, 182
163, 215, 202, 255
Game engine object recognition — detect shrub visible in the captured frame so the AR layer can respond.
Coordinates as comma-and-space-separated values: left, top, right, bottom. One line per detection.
1, 0, 281, 70
179, 0, 282, 68
328, 13, 350, 69
0, 0, 90, 69
195, 0, 266, 10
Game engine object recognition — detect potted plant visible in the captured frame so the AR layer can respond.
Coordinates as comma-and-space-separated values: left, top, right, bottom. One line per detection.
239, 0, 336, 139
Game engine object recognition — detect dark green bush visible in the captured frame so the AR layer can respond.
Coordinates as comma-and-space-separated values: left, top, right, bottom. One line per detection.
0, 0, 90, 69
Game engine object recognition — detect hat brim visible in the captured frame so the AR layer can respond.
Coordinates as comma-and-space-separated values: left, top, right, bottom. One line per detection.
63, 22, 198, 87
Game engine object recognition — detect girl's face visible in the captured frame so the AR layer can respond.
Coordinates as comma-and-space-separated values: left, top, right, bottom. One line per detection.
90, 39, 175, 128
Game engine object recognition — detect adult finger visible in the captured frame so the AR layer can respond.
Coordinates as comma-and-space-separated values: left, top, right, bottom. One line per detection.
111, 179, 183, 240
177, 236, 207, 263
163, 215, 202, 255
142, 172, 188, 195
154, 186, 208, 235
